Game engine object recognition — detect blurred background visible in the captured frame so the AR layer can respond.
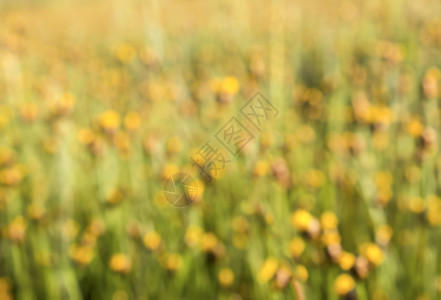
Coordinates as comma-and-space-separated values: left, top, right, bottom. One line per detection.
1, 0, 441, 299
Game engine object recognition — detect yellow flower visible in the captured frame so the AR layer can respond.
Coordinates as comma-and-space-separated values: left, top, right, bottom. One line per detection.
427, 195, 441, 226
338, 252, 356, 270
258, 257, 278, 283
116, 43, 136, 63
78, 128, 95, 145
232, 233, 248, 249
218, 267, 235, 287
376, 225, 393, 246
253, 160, 269, 177
0, 166, 25, 186
161, 164, 179, 180
109, 253, 132, 274
200, 232, 218, 252
321, 230, 341, 246
361, 243, 384, 266
8, 216, 26, 243
232, 216, 249, 233
185, 226, 203, 247
290, 209, 314, 232
305, 169, 325, 188
320, 211, 338, 230
166, 136, 182, 155
335, 274, 355, 296
408, 197, 425, 214
124, 112, 141, 132
165, 253, 182, 271
408, 118, 424, 137
220, 76, 239, 95
295, 265, 308, 281
289, 237, 305, 258
143, 231, 162, 251
99, 110, 120, 133
19, 103, 38, 123
69, 245, 94, 265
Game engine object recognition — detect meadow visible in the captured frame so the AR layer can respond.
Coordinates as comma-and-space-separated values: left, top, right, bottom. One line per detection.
0, 0, 441, 299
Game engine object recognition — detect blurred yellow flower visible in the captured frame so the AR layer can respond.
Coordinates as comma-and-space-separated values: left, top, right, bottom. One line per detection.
200, 232, 218, 252
116, 43, 136, 63
218, 267, 235, 287
161, 164, 179, 180
295, 265, 308, 281
8, 216, 26, 243
361, 243, 384, 266
109, 253, 132, 274
258, 257, 278, 283
124, 112, 141, 132
320, 211, 338, 230
376, 225, 393, 246
338, 252, 356, 270
143, 231, 162, 251
232, 216, 249, 233
253, 160, 269, 177
290, 209, 314, 232
185, 226, 203, 247
335, 274, 355, 296
289, 237, 305, 258
165, 253, 182, 271
99, 110, 120, 133
69, 245, 94, 265
408, 118, 424, 137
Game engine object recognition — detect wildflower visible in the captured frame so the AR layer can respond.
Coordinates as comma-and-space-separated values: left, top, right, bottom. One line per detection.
232, 233, 248, 249
0, 147, 15, 167
290, 209, 313, 232
320, 211, 338, 230
109, 253, 132, 274
338, 252, 356, 271
161, 164, 179, 180
8, 216, 26, 242
232, 216, 249, 233
200, 232, 218, 252
27, 203, 45, 221
69, 245, 94, 265
0, 165, 25, 186
295, 265, 308, 281
123, 111, 141, 132
143, 231, 162, 251
106, 188, 123, 205
113, 131, 131, 155
166, 136, 182, 155
258, 257, 278, 283
218, 267, 234, 287
289, 237, 305, 258
77, 128, 95, 145
376, 225, 393, 246
253, 160, 269, 177
185, 226, 203, 247
427, 195, 441, 226
408, 197, 425, 214
360, 243, 384, 266
99, 110, 120, 134
305, 169, 325, 188
165, 253, 182, 271
116, 43, 136, 64
407, 118, 424, 137
423, 67, 440, 98
19, 103, 38, 123
335, 274, 355, 296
